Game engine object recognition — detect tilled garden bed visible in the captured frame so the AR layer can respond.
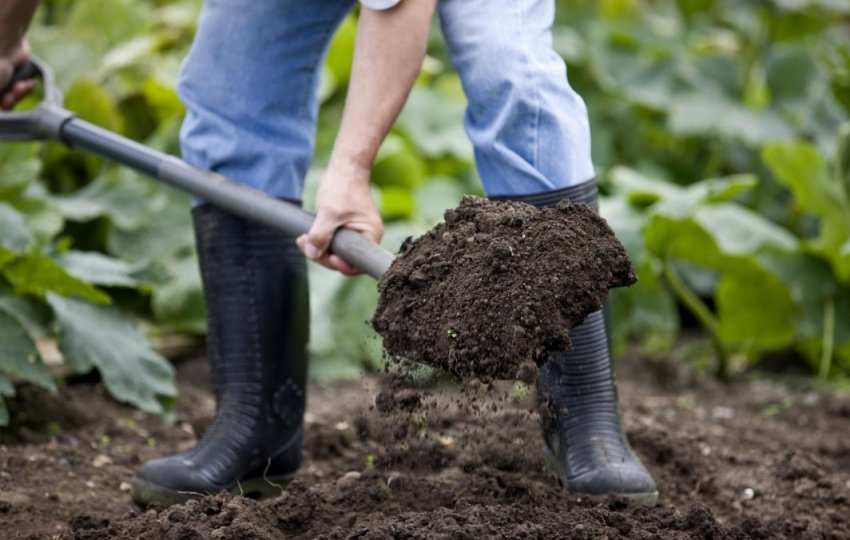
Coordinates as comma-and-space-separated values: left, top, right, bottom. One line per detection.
1, 352, 848, 539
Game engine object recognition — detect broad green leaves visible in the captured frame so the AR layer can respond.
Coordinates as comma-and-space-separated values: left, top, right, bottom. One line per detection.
0, 0, 193, 426
0, 203, 32, 252
54, 251, 143, 288
0, 144, 41, 198
48, 294, 176, 415
762, 140, 850, 282
0, 307, 56, 427
609, 167, 815, 372
1, 0, 849, 432
2, 255, 110, 304
609, 152, 850, 377
0, 309, 55, 392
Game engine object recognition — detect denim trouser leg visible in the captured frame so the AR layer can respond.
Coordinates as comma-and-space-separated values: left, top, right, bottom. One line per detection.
178, 0, 357, 201
179, 0, 593, 200
438, 0, 595, 197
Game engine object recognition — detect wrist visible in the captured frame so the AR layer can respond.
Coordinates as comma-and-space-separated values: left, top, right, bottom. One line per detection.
327, 148, 374, 182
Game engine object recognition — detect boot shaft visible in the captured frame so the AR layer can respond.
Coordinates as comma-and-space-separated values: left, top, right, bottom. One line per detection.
192, 204, 309, 432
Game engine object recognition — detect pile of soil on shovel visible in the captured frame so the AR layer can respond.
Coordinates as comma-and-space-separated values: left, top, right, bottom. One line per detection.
3, 354, 849, 539
372, 195, 636, 380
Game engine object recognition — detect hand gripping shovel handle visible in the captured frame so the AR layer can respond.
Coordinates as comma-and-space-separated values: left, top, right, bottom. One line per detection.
1, 61, 39, 95
0, 59, 395, 279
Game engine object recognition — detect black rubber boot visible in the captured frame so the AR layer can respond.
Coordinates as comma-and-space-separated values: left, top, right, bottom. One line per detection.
131, 204, 309, 507
500, 180, 658, 506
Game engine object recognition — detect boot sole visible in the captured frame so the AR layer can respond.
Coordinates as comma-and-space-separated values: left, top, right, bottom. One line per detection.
131, 472, 296, 508
543, 445, 659, 508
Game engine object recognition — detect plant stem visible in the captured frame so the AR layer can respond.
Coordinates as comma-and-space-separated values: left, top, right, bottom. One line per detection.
818, 297, 835, 381
662, 260, 731, 380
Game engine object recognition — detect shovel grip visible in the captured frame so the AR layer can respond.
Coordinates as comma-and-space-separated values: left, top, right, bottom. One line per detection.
1, 61, 39, 96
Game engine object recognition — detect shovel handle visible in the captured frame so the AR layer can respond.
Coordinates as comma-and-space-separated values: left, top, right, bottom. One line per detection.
1, 61, 39, 96
0, 58, 396, 279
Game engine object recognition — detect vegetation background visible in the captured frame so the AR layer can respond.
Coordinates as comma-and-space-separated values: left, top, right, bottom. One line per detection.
1, 0, 848, 424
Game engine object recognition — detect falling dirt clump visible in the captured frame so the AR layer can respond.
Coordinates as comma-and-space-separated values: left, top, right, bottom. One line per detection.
372, 195, 636, 380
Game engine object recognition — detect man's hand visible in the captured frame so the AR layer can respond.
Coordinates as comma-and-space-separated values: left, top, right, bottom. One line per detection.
296, 159, 384, 276
0, 42, 35, 110
295, 0, 434, 276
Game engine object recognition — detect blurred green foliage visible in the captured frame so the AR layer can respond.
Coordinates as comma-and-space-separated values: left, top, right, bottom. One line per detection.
0, 0, 849, 424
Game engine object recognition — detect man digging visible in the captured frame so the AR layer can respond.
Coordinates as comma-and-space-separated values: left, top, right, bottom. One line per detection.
1, 0, 657, 507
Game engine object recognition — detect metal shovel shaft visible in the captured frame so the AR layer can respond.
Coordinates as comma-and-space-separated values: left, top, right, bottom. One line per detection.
61, 116, 394, 280
1, 58, 395, 278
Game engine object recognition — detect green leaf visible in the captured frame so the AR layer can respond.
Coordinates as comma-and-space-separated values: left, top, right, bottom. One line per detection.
54, 251, 141, 288
645, 198, 800, 353
759, 248, 837, 340
611, 167, 758, 215
397, 89, 472, 159
99, 35, 159, 75
309, 266, 382, 379
51, 171, 161, 230
141, 77, 185, 124
414, 177, 468, 226
763, 141, 850, 281
47, 294, 177, 415
2, 254, 110, 304
668, 91, 795, 145
106, 188, 193, 262
0, 295, 53, 339
372, 135, 427, 188
610, 260, 679, 351
0, 143, 41, 198
325, 14, 357, 88
379, 186, 416, 221
0, 203, 32, 252
0, 374, 11, 426
600, 193, 648, 258
0, 308, 56, 392
0, 374, 13, 396
67, 0, 154, 50
716, 263, 797, 350
693, 203, 797, 256
837, 122, 850, 198
65, 79, 123, 133
645, 214, 724, 268
12, 195, 64, 244
0, 248, 16, 271
763, 141, 848, 221
796, 288, 850, 374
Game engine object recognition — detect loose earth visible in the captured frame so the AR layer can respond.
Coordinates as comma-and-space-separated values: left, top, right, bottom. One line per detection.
1, 354, 847, 539
372, 195, 636, 380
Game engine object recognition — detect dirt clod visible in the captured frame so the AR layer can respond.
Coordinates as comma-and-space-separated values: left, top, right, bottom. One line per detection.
372, 196, 636, 380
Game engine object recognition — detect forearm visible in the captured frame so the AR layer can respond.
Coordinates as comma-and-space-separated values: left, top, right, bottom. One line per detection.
329, 0, 436, 174
0, 0, 38, 56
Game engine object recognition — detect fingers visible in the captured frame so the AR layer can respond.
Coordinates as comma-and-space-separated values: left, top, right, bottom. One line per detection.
296, 167, 384, 277
1, 79, 34, 110
296, 213, 384, 276
296, 235, 362, 275
302, 210, 339, 260
1, 43, 34, 111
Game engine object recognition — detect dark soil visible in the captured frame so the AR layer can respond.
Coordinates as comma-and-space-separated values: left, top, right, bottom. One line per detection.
372, 196, 636, 380
2, 351, 849, 539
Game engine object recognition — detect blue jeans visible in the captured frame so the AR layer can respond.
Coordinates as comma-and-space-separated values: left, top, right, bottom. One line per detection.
178, 0, 594, 201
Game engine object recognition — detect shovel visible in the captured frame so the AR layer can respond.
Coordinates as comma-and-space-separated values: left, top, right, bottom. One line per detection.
0, 58, 395, 279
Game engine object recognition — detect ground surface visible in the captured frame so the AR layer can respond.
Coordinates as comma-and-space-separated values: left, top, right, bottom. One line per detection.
1, 352, 849, 539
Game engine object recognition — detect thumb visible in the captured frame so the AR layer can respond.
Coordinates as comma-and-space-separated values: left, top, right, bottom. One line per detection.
303, 211, 339, 260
